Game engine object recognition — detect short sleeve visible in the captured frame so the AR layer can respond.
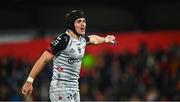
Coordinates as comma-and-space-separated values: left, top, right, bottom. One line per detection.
46, 33, 70, 55
81, 35, 90, 44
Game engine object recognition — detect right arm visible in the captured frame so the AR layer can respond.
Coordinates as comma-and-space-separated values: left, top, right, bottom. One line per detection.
28, 50, 54, 79
21, 33, 70, 97
21, 50, 54, 97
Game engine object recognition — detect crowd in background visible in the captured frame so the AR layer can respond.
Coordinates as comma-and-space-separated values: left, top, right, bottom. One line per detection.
0, 43, 179, 101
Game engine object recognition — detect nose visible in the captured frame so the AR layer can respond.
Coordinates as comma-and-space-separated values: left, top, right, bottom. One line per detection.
81, 22, 86, 27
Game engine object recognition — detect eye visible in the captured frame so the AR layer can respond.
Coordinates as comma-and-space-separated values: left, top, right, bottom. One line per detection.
76, 20, 82, 23
83, 20, 86, 23
75, 18, 86, 23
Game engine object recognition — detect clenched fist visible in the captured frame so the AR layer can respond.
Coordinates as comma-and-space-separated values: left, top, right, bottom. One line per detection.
21, 81, 33, 97
105, 35, 116, 44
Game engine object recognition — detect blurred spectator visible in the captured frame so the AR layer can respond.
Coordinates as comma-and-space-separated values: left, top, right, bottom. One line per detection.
0, 42, 179, 101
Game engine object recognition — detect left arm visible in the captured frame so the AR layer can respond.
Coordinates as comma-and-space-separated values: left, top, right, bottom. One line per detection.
88, 35, 116, 45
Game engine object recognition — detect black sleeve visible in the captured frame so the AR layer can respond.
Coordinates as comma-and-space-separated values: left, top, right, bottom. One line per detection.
47, 34, 70, 55
82, 35, 90, 44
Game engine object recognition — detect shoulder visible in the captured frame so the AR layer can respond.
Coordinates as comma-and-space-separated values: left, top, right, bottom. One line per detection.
81, 34, 90, 43
56, 33, 70, 42
48, 33, 70, 55
51, 33, 70, 47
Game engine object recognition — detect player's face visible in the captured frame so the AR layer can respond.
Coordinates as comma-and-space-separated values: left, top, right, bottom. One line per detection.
74, 18, 86, 35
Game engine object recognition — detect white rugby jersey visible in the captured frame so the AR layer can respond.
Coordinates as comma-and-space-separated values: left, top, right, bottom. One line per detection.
47, 31, 89, 91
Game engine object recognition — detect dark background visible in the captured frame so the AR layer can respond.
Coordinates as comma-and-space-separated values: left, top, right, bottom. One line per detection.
0, 0, 180, 34
0, 0, 180, 101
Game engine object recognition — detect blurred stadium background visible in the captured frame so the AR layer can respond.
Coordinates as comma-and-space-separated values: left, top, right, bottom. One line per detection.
0, 0, 180, 101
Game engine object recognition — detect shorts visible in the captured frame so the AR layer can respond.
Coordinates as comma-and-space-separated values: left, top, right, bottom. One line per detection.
49, 89, 80, 102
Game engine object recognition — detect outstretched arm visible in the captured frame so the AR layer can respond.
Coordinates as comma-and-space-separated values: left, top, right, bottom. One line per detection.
88, 35, 116, 45
21, 50, 54, 97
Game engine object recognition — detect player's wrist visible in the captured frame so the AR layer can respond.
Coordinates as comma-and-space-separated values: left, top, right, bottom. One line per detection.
26, 76, 34, 83
105, 37, 109, 43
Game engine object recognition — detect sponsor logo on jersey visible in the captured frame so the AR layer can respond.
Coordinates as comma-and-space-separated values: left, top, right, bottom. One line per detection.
51, 35, 62, 46
56, 67, 64, 72
67, 94, 73, 100
68, 58, 81, 64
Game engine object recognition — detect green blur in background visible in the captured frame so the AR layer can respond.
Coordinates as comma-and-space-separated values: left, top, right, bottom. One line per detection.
82, 54, 96, 69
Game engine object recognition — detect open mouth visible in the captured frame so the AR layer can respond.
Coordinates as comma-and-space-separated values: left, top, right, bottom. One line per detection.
80, 28, 85, 31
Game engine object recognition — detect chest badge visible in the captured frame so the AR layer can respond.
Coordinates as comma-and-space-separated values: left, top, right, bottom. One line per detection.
69, 48, 75, 53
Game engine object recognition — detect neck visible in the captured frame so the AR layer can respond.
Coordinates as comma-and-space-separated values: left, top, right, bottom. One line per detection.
67, 30, 80, 40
